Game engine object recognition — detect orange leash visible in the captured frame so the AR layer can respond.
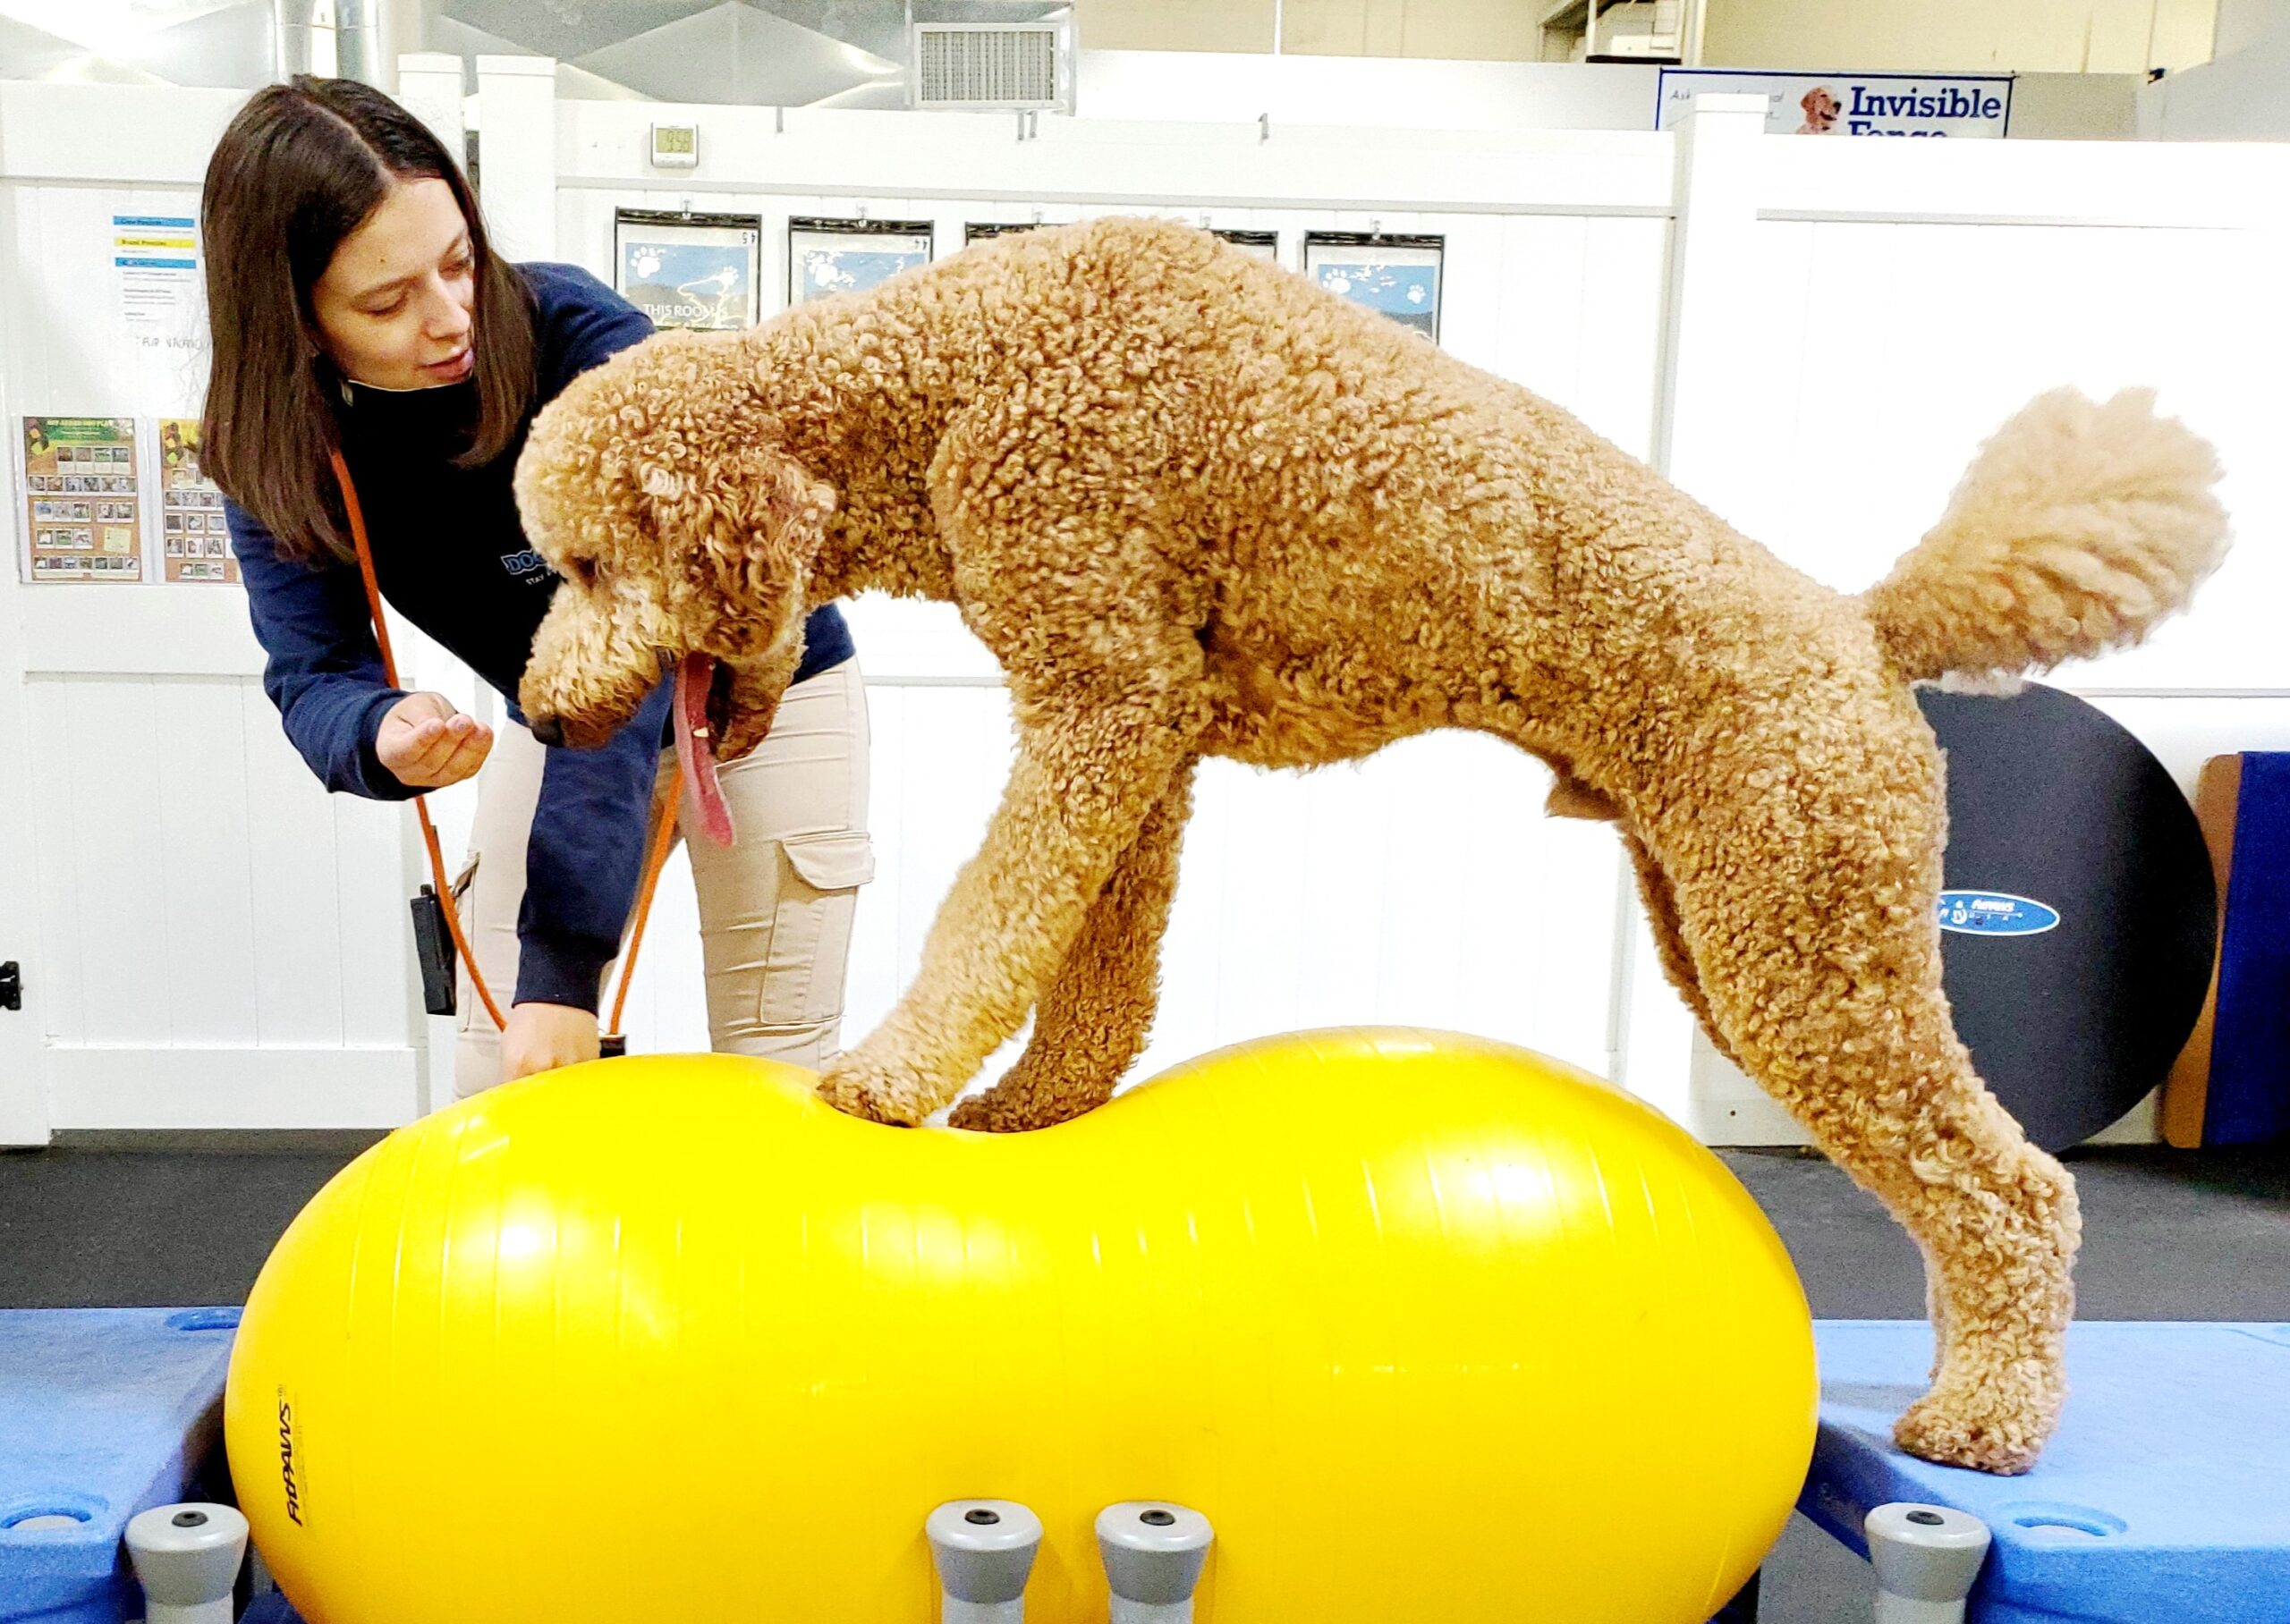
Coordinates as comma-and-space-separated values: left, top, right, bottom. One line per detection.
331, 448, 675, 1049
608, 773, 684, 1039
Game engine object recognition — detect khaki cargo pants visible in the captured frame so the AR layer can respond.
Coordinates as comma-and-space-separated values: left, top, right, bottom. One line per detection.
454, 659, 872, 1097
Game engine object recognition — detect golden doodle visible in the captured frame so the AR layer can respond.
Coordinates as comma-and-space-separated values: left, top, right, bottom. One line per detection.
517, 217, 2227, 1474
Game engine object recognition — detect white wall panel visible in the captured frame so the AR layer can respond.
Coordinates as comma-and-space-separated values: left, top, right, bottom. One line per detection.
48, 677, 174, 1047
151, 677, 261, 1046
1709, 217, 2288, 693
19, 677, 414, 1069
241, 681, 352, 1048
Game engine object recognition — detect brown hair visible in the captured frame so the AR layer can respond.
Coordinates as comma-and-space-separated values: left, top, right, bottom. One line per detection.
199, 75, 534, 564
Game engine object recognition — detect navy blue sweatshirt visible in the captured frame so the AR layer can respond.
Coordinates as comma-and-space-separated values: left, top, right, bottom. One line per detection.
226, 262, 853, 1011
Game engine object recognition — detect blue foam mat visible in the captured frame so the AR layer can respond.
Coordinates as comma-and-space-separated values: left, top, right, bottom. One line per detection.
0, 1308, 241, 1624
12, 1313, 2288, 1623
1803, 1320, 2290, 1624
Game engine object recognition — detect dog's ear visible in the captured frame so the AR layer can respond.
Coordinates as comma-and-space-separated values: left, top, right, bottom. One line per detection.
750, 448, 838, 580
634, 440, 835, 598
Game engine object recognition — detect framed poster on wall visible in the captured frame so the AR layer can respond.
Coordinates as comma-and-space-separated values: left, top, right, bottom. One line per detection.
1211, 227, 1280, 262
613, 209, 763, 331
16, 417, 143, 583
1302, 233, 1445, 344
154, 418, 237, 584
964, 221, 1040, 244
787, 217, 935, 306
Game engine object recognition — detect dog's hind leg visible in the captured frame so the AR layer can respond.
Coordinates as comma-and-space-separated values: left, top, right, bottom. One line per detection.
1641, 691, 2079, 1475
948, 755, 1198, 1133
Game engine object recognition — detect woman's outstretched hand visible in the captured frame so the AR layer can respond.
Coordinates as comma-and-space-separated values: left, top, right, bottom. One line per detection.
377, 690, 493, 787
500, 1002, 600, 1084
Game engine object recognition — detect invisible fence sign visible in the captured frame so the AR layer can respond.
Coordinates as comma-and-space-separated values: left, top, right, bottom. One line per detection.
1658, 69, 2012, 138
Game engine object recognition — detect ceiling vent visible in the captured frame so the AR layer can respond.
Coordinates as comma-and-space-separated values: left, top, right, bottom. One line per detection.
912, 21, 1067, 111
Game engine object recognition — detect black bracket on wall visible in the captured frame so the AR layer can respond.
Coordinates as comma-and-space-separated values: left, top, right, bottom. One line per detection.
0, 961, 19, 1011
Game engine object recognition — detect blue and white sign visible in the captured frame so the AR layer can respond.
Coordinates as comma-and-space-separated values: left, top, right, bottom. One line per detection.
1302, 233, 1444, 344
789, 222, 934, 307
1937, 891, 2060, 937
1658, 69, 2012, 139
613, 212, 762, 331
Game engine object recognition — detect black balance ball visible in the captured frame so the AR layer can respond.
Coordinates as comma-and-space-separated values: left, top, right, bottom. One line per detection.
1918, 683, 2215, 1151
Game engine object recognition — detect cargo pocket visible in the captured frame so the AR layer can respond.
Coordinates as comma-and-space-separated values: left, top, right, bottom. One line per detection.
755, 831, 875, 1030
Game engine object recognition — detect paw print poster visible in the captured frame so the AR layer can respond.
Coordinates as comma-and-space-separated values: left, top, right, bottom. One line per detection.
1302, 233, 1445, 344
17, 417, 142, 583
613, 210, 762, 331
156, 418, 238, 584
788, 216, 934, 306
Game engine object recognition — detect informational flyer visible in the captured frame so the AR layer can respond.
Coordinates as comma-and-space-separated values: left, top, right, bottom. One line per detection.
155, 417, 238, 584
1302, 233, 1445, 344
788, 217, 934, 306
113, 215, 202, 341
19, 417, 142, 584
613, 210, 763, 330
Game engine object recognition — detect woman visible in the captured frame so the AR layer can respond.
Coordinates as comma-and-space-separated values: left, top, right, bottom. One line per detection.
203, 77, 870, 1096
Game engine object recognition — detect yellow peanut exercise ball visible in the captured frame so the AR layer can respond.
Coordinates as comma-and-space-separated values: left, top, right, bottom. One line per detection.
225, 1029, 1814, 1623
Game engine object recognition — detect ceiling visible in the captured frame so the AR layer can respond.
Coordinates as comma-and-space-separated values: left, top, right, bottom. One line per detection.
0, 0, 1071, 106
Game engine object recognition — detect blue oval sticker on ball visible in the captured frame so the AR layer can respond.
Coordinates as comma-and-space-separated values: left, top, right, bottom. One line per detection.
1937, 890, 2060, 937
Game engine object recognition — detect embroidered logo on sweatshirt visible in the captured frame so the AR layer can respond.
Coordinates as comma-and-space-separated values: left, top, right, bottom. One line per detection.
500, 548, 550, 580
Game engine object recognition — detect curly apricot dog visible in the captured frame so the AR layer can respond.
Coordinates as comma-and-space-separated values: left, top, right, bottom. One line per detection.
516, 216, 2226, 1473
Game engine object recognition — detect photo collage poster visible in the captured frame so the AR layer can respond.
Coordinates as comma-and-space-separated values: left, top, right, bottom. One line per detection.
157, 417, 236, 583
1302, 233, 1446, 344
788, 217, 935, 307
13, 416, 249, 587
19, 417, 142, 583
614, 210, 764, 331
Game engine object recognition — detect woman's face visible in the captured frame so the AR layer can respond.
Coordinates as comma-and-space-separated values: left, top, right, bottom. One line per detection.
310, 175, 477, 390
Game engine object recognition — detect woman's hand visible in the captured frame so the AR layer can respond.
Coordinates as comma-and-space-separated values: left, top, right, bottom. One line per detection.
377, 691, 493, 788
499, 1002, 600, 1084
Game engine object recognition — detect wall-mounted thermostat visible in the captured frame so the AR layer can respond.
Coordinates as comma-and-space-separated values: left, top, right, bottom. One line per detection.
649, 123, 699, 169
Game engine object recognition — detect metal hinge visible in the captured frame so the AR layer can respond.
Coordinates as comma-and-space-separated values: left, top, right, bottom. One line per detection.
0, 961, 18, 1011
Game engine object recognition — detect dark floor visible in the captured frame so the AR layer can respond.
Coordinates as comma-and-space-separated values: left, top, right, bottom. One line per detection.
3, 1137, 2286, 1623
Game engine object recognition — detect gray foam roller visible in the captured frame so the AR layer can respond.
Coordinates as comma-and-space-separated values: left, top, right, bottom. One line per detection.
1096, 1501, 1213, 1623
1866, 1502, 1990, 1624
125, 1503, 249, 1624
927, 1500, 1043, 1624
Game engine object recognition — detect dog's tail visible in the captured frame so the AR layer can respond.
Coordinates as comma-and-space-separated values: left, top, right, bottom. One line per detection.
1860, 387, 2227, 685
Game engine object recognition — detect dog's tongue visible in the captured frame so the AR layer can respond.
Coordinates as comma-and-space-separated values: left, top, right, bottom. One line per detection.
673, 653, 735, 847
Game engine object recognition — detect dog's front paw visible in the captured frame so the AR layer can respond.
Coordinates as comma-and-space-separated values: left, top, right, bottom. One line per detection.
946, 1091, 1015, 1132
943, 1037, 1126, 1132
946, 1086, 1073, 1134
816, 1049, 940, 1127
